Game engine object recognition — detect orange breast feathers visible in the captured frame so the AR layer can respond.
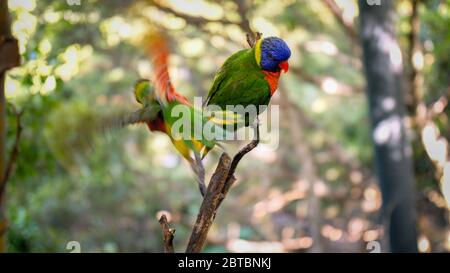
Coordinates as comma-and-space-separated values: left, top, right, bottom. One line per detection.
262, 71, 281, 95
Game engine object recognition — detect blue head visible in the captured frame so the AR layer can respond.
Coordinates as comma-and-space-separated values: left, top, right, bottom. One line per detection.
256, 37, 291, 73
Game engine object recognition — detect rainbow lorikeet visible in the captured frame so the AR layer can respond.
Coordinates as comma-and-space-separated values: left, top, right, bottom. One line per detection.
205, 36, 291, 125
129, 79, 213, 195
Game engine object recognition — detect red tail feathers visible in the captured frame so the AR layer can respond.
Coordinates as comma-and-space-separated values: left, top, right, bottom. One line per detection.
146, 32, 190, 105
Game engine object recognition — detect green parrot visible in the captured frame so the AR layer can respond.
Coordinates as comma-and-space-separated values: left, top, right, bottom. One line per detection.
130, 79, 221, 195
133, 33, 245, 161
126, 34, 238, 195
205, 36, 291, 126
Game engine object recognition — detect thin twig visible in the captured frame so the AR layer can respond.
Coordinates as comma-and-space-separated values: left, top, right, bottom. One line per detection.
185, 153, 232, 253
158, 214, 175, 253
152, 1, 234, 29
191, 152, 206, 197
235, 0, 253, 35
320, 0, 360, 54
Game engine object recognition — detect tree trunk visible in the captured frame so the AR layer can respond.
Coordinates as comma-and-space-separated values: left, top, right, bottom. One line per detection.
358, 0, 418, 252
0, 71, 5, 253
0, 0, 16, 253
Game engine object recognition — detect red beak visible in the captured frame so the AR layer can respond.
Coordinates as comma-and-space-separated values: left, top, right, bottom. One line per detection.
279, 61, 289, 73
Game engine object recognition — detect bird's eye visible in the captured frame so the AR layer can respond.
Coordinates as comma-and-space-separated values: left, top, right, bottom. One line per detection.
267, 52, 278, 62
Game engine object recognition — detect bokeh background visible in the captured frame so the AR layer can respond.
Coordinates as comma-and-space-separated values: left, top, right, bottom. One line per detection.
1, 0, 449, 252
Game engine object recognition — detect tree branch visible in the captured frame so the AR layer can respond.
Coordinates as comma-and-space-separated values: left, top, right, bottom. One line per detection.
158, 214, 175, 253
185, 153, 232, 253
0, 0, 20, 253
185, 125, 260, 253
0, 37, 19, 74
152, 1, 235, 29
235, 0, 253, 35
405, 0, 425, 128
320, 0, 360, 55
156, 126, 260, 253
151, 0, 259, 46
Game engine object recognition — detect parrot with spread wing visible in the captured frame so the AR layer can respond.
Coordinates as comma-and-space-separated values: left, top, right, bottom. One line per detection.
132, 79, 231, 161
205, 35, 291, 126
114, 82, 210, 195
118, 33, 238, 195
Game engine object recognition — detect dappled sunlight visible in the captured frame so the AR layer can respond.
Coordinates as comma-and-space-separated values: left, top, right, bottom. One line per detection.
311, 98, 328, 113
422, 122, 448, 166
443, 163, 450, 208
321, 224, 343, 242
250, 145, 278, 163
55, 44, 93, 81
363, 229, 382, 242
142, 6, 186, 30
373, 115, 402, 146
446, 231, 450, 251
252, 183, 308, 220
282, 236, 314, 250
252, 17, 279, 37
413, 51, 425, 70
373, 25, 403, 73
156, 210, 173, 222
304, 40, 338, 56
321, 77, 339, 95
362, 186, 381, 213
347, 218, 368, 242
12, 8, 36, 54
422, 122, 450, 208
5, 76, 19, 98
418, 235, 431, 253
336, 0, 358, 23
227, 239, 284, 253
381, 97, 396, 111
166, 0, 224, 20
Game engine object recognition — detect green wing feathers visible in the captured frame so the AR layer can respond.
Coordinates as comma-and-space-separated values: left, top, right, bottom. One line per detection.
206, 47, 271, 110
